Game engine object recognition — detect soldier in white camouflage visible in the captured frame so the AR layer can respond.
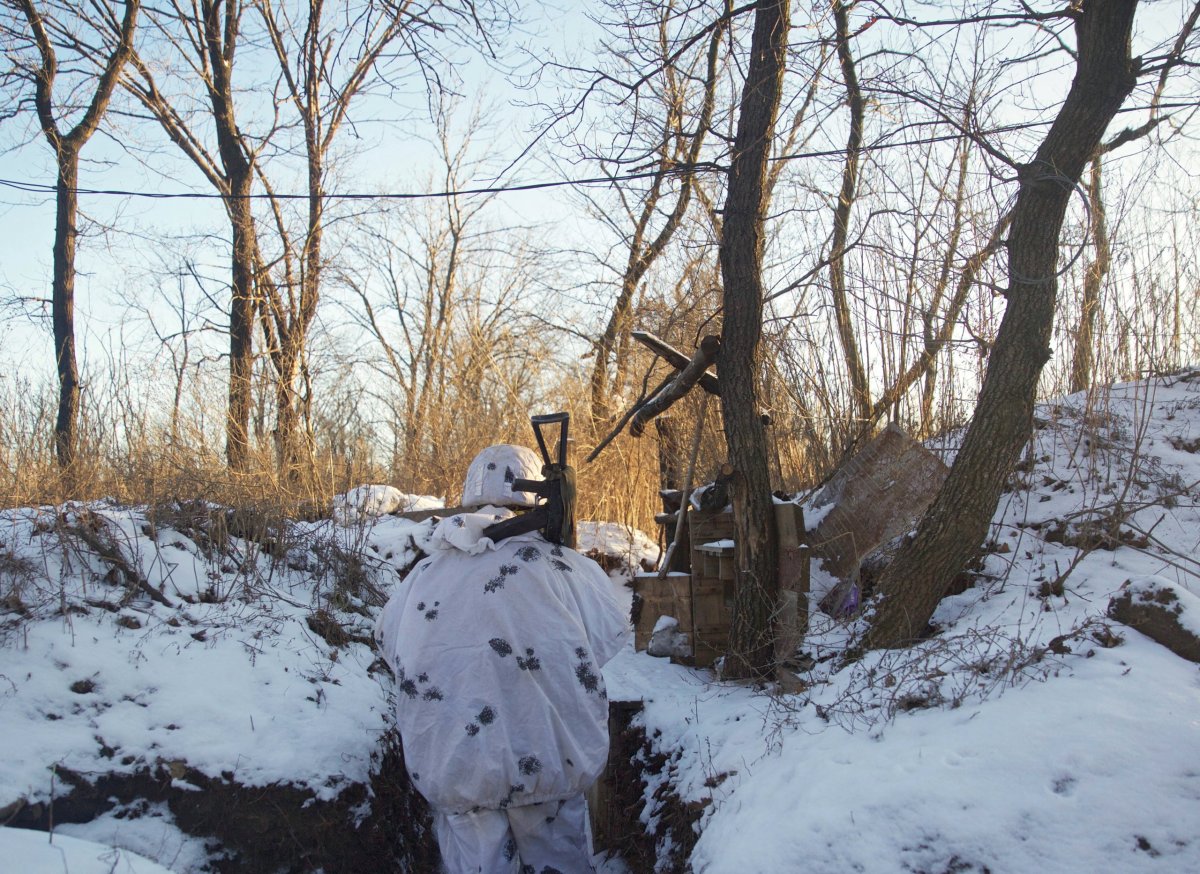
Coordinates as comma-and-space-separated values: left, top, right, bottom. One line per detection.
376, 445, 630, 874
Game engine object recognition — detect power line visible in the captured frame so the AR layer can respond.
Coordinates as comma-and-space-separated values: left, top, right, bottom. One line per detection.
0, 124, 1056, 203
0, 169, 674, 202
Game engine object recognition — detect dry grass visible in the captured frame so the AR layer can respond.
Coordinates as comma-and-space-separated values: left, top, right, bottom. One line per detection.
0, 390, 674, 534
0, 433, 368, 521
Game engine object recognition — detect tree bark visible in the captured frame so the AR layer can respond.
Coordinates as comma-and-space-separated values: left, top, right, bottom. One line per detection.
52, 150, 81, 468
124, 0, 258, 470
203, 0, 256, 471
828, 0, 871, 428
226, 179, 256, 470
864, 1, 1141, 650
17, 0, 141, 469
719, 0, 790, 679
1069, 157, 1108, 394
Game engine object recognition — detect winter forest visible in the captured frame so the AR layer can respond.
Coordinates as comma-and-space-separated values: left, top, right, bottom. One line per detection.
2, 1, 1200, 872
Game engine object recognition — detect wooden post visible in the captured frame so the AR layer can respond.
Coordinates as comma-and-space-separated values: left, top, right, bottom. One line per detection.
656, 417, 683, 496
660, 396, 709, 578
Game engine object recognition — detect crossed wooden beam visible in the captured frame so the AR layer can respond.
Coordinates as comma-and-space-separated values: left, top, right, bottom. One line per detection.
587, 331, 721, 463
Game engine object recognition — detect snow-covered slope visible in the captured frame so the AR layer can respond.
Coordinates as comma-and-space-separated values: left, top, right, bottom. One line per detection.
2, 372, 1198, 872
621, 371, 1200, 872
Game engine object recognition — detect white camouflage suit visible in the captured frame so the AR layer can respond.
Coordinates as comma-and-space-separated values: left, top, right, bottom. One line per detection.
376, 451, 630, 874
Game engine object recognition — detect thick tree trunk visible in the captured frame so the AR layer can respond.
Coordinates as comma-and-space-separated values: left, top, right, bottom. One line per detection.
22, 0, 141, 470
52, 150, 81, 468
226, 175, 256, 470
719, 0, 790, 680
864, 1, 1140, 650
273, 345, 313, 482
200, 0, 257, 471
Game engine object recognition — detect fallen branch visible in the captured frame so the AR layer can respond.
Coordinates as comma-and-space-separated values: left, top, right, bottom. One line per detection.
630, 335, 721, 437
70, 517, 174, 608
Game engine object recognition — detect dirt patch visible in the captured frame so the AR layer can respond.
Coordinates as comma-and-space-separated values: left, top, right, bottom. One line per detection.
596, 702, 706, 873
1168, 435, 1200, 453
1108, 582, 1200, 663
1040, 518, 1148, 552
2, 733, 438, 873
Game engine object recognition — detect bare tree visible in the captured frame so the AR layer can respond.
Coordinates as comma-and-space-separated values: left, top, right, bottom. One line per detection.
2, 0, 141, 468
826, 0, 870, 428
336, 98, 548, 496
863, 0, 1185, 651
123, 0, 511, 481
754, 9, 1006, 475
1068, 155, 1108, 394
577, 0, 733, 422
252, 0, 510, 482
1067, 0, 1198, 392
719, 0, 790, 680
123, 0, 264, 470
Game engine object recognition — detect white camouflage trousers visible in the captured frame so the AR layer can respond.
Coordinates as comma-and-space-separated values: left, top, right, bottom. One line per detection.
434, 793, 596, 874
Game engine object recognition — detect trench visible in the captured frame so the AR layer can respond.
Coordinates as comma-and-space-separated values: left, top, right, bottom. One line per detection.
3, 703, 700, 873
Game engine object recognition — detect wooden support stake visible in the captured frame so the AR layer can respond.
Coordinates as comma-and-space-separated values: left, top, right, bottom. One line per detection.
659, 394, 709, 580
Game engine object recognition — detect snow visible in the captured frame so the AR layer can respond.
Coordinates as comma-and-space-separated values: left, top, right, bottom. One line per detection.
620, 371, 1200, 872
653, 615, 680, 634
0, 514, 417, 806
332, 486, 443, 524
0, 826, 177, 873
3, 371, 1200, 872
801, 498, 835, 530
578, 520, 659, 569
55, 804, 221, 872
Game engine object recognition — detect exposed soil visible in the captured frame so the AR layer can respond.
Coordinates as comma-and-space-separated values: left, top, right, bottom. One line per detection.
2, 731, 438, 873
1, 708, 706, 873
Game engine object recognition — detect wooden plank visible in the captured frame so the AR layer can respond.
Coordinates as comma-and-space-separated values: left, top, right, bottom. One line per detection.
632, 573, 693, 650
690, 510, 735, 545
692, 623, 730, 667
691, 579, 730, 627
394, 504, 469, 522
774, 501, 805, 549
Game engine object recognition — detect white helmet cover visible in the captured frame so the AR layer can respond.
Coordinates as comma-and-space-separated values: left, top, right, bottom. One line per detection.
461, 444, 543, 509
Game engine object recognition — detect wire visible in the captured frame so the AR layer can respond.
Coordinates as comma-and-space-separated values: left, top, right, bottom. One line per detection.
1007, 160, 1092, 287
0, 168, 675, 202
0, 123, 1055, 203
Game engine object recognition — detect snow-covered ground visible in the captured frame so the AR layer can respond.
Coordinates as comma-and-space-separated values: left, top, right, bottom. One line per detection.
616, 372, 1200, 873
0, 825, 176, 873
2, 372, 1199, 872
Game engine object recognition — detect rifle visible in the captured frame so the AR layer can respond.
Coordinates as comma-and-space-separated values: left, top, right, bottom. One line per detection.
483, 412, 577, 548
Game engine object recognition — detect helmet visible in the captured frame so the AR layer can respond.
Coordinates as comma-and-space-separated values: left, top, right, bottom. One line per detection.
461, 444, 543, 509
